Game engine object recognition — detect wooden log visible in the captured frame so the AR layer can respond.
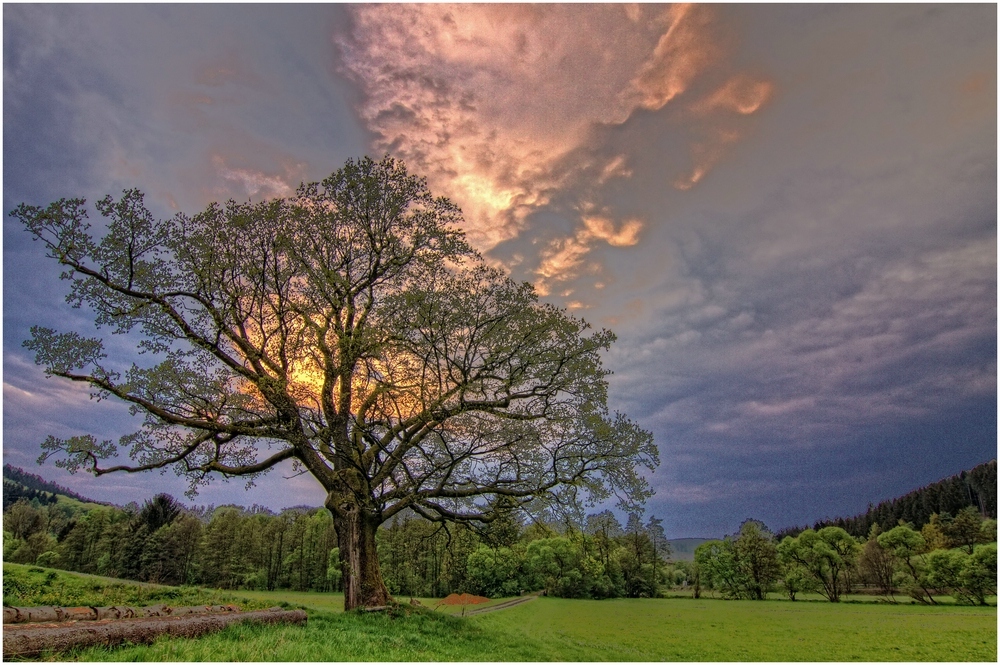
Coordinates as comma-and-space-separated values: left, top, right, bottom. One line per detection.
94, 606, 136, 620
2, 608, 307, 658
136, 604, 171, 618
60, 607, 98, 622
2, 606, 63, 624
3, 604, 243, 624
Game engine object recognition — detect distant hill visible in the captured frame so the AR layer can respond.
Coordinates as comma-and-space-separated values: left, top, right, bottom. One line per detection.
776, 459, 997, 540
667, 538, 713, 561
2, 464, 104, 510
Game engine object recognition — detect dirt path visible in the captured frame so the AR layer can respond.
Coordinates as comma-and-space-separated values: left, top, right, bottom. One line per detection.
464, 594, 537, 616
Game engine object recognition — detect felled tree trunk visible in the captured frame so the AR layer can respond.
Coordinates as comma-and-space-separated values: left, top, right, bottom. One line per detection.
2, 608, 306, 659
329, 496, 392, 611
3, 604, 240, 624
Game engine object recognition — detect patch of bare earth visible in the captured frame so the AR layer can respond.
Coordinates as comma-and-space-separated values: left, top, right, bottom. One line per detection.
437, 593, 491, 606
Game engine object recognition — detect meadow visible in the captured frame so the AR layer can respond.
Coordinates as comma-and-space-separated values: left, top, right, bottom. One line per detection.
66, 596, 997, 662
7, 565, 995, 661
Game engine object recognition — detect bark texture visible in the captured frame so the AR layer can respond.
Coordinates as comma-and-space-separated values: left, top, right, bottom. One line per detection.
2, 608, 306, 658
331, 497, 392, 611
3, 604, 239, 624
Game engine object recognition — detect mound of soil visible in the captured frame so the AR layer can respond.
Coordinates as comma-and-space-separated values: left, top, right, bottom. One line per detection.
439, 593, 490, 606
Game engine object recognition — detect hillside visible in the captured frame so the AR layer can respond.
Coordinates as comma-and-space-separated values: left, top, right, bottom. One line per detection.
2, 464, 105, 510
667, 538, 712, 561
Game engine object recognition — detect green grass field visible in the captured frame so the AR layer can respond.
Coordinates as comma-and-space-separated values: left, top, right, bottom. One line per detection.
5, 565, 995, 661
477, 596, 997, 661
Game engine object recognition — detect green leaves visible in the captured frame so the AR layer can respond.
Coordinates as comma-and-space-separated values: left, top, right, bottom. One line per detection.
926, 544, 997, 605
693, 522, 781, 600
777, 527, 860, 601
877, 524, 926, 559
23, 327, 108, 377
37, 435, 117, 473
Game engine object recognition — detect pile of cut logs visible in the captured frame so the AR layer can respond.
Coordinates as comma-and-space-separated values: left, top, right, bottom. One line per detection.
2, 604, 306, 658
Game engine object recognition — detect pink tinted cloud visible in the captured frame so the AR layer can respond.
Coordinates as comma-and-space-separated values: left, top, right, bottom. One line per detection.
339, 4, 772, 298
533, 215, 643, 296
631, 3, 721, 111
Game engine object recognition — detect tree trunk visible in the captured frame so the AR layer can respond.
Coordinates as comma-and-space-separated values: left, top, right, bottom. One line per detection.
328, 498, 392, 611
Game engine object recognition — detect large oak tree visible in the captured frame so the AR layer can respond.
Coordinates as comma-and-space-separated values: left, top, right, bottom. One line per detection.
12, 156, 657, 610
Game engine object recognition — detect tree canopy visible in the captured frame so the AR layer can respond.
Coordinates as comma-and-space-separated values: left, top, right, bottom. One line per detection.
694, 520, 780, 600
12, 156, 658, 609
777, 527, 859, 602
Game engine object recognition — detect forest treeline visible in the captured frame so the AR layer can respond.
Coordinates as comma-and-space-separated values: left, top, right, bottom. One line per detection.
2, 487, 675, 600
4, 462, 996, 604
776, 460, 997, 540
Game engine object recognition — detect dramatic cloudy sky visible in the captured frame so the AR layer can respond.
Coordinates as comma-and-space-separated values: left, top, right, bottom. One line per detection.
4, 4, 996, 538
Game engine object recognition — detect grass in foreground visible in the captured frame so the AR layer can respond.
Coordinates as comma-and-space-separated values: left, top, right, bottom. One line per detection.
67, 606, 548, 662
57, 595, 996, 662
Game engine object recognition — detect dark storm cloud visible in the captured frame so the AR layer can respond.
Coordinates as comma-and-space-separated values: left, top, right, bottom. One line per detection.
543, 3, 997, 535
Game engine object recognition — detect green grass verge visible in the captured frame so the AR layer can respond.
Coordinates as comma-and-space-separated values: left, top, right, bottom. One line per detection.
215, 588, 344, 613
2, 563, 272, 611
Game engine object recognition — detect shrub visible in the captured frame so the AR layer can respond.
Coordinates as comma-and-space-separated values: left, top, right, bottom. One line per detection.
36, 551, 60, 568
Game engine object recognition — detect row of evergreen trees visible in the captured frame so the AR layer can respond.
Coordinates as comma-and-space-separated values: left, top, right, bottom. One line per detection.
3, 492, 675, 599
777, 460, 996, 540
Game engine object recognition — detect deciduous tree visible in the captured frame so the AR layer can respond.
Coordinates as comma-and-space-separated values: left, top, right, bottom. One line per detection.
877, 524, 936, 605
926, 545, 997, 605
466, 544, 523, 597
777, 527, 859, 602
13, 156, 657, 610
857, 525, 896, 601
942, 506, 990, 554
695, 521, 781, 600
